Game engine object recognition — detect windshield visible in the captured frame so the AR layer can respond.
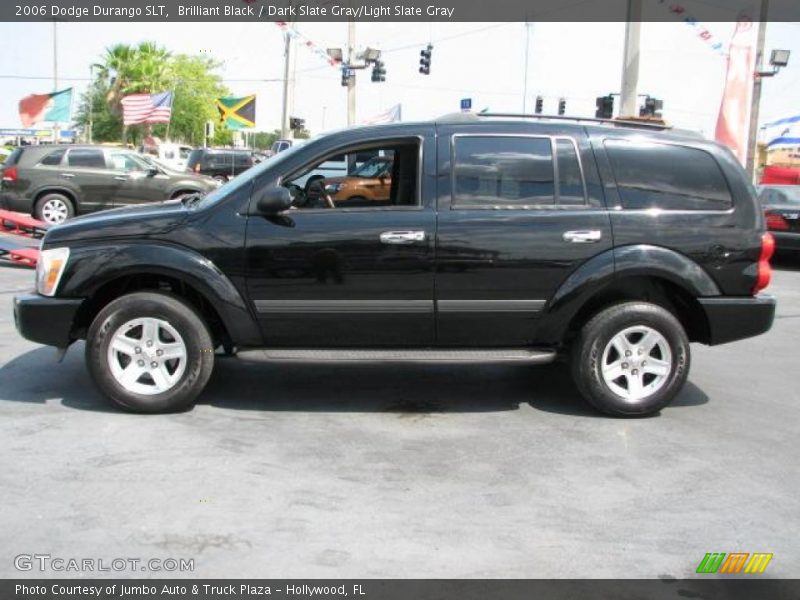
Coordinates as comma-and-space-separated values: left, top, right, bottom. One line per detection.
761, 186, 800, 206
352, 157, 391, 178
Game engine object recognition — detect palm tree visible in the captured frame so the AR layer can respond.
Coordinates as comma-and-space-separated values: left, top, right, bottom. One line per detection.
93, 42, 174, 140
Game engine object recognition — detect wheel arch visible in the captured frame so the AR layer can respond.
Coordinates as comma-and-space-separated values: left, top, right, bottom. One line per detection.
537, 245, 718, 346
32, 187, 78, 214
61, 243, 261, 347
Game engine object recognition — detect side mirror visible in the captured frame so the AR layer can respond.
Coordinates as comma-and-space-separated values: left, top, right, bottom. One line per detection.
255, 186, 293, 215
146, 167, 159, 177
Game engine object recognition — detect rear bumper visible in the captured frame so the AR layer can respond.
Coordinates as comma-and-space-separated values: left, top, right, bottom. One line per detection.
13, 293, 83, 348
698, 294, 776, 346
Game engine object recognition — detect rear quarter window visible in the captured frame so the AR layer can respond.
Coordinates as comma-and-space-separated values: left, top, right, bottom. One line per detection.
4, 148, 23, 166
605, 140, 732, 210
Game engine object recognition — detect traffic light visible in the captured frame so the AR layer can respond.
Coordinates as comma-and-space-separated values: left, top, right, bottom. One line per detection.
595, 95, 614, 119
535, 95, 543, 114
371, 59, 386, 82
558, 98, 566, 116
419, 44, 433, 75
289, 117, 305, 131
340, 67, 352, 87
640, 96, 664, 118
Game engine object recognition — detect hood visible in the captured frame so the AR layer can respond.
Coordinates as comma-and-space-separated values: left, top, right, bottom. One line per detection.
44, 200, 190, 246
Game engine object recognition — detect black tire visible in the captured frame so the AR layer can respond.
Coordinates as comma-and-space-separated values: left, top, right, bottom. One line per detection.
85, 292, 215, 413
571, 302, 690, 417
34, 192, 75, 224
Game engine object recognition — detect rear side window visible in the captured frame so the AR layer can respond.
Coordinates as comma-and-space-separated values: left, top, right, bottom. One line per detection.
452, 136, 587, 208
605, 140, 732, 210
234, 152, 252, 166
67, 148, 106, 169
39, 148, 66, 166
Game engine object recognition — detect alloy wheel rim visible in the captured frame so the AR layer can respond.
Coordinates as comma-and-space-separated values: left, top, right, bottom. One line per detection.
601, 325, 672, 402
107, 317, 187, 396
41, 199, 68, 224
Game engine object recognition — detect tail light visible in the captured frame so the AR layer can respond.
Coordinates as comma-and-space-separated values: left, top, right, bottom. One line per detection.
753, 232, 775, 294
765, 211, 790, 231
1, 166, 18, 183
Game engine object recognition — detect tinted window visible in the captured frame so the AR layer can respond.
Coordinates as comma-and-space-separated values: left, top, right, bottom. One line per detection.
453, 136, 555, 207
605, 140, 732, 210
234, 152, 252, 166
555, 139, 586, 205
187, 149, 203, 168
109, 151, 149, 171
4, 148, 23, 166
67, 148, 106, 169
39, 148, 66, 166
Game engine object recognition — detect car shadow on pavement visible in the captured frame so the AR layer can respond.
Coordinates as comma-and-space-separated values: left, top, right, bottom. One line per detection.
0, 345, 708, 417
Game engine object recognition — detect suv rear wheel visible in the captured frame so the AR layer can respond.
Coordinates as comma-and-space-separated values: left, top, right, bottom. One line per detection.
86, 292, 215, 413
35, 193, 74, 224
571, 302, 690, 417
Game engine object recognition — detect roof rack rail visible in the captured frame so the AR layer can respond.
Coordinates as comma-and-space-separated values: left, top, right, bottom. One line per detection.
474, 112, 672, 130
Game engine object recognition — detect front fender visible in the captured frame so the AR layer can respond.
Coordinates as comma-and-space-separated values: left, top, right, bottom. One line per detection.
535, 245, 720, 345
58, 241, 261, 346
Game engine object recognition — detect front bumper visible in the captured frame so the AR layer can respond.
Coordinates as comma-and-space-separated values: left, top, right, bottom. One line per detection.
13, 293, 84, 348
698, 294, 776, 346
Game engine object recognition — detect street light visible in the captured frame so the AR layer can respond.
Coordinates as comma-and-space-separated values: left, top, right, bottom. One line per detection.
769, 49, 791, 69
326, 48, 343, 63
359, 47, 381, 62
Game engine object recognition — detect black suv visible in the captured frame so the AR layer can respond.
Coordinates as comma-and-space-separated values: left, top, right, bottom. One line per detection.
0, 145, 219, 224
186, 148, 254, 182
13, 116, 776, 416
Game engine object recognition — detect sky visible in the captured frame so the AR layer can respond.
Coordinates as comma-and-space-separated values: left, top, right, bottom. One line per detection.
0, 19, 799, 139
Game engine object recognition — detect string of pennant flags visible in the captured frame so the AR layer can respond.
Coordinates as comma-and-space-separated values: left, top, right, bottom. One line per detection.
275, 21, 342, 69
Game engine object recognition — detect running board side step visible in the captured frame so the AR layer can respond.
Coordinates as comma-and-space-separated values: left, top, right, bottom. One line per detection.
237, 348, 557, 364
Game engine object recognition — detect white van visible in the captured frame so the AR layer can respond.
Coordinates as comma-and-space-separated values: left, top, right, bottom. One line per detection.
141, 143, 194, 171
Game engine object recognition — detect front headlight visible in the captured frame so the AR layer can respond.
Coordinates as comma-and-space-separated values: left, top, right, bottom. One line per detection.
36, 247, 70, 297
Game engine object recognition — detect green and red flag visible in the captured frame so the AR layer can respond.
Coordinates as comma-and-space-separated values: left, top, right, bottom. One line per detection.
215, 95, 256, 129
18, 88, 73, 126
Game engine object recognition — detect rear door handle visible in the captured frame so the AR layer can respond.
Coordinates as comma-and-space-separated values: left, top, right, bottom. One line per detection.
563, 230, 602, 243
114, 176, 128, 181
59, 173, 74, 179
380, 230, 426, 245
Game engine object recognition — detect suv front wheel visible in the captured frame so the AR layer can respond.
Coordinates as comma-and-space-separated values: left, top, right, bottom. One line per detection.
571, 302, 690, 417
86, 292, 215, 412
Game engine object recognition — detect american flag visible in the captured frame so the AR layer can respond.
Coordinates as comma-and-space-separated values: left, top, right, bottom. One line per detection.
121, 91, 174, 126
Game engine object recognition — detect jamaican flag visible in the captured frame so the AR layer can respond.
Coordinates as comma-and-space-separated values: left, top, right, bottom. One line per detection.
215, 95, 256, 129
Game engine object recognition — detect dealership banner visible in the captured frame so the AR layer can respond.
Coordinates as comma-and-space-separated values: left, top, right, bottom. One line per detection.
4, 0, 800, 22
3, 579, 800, 600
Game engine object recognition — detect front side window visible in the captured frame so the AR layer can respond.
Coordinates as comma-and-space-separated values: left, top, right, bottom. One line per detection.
605, 140, 732, 210
67, 148, 106, 169
282, 140, 418, 210
109, 151, 150, 172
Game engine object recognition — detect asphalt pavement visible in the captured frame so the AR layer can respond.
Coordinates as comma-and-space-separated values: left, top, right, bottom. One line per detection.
0, 252, 798, 579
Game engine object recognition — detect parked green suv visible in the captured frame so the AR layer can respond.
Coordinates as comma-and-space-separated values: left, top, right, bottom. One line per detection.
0, 144, 219, 224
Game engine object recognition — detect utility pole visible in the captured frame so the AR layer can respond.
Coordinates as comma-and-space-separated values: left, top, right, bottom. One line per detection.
53, 21, 59, 143
746, 0, 769, 180
347, 19, 356, 126
280, 28, 295, 139
522, 22, 533, 113
619, 0, 642, 118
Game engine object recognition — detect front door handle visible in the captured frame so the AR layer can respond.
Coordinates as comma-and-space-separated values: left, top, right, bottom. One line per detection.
380, 230, 426, 245
59, 173, 74, 178
114, 176, 129, 181
563, 230, 602, 243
